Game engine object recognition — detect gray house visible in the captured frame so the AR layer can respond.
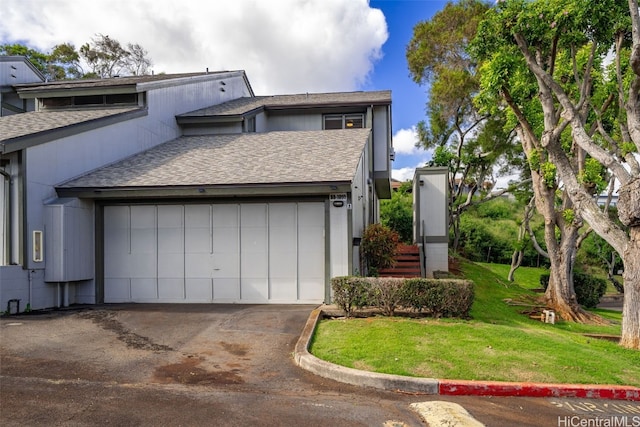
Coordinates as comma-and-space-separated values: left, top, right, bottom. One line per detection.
1, 56, 45, 116
0, 64, 393, 310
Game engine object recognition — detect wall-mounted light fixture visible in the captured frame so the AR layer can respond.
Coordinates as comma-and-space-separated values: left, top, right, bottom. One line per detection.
33, 230, 43, 262
332, 200, 344, 208
419, 180, 425, 186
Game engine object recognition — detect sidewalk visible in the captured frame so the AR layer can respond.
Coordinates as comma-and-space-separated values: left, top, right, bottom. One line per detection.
293, 308, 640, 401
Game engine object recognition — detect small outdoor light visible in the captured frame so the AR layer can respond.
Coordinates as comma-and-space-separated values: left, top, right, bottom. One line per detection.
332, 200, 344, 208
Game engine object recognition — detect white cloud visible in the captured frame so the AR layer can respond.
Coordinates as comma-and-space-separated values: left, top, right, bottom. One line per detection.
391, 126, 432, 181
392, 167, 418, 182
393, 126, 421, 155
0, 0, 388, 95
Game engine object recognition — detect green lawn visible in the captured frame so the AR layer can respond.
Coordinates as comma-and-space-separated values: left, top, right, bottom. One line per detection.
310, 260, 640, 386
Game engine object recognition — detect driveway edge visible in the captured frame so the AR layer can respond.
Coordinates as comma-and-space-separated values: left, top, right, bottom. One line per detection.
293, 308, 439, 394
294, 308, 640, 401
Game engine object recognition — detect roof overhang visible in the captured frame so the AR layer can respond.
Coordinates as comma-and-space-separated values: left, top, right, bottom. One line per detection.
55, 181, 353, 200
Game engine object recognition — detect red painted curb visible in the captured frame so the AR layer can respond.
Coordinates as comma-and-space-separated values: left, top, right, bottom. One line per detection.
439, 379, 640, 401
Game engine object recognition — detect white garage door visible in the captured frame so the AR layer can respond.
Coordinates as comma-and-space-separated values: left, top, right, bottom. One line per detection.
103, 202, 325, 303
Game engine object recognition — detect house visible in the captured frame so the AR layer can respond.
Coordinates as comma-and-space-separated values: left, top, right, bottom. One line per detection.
0, 61, 393, 310
1, 56, 45, 116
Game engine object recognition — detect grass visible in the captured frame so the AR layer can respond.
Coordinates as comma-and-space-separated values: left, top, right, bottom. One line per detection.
310, 260, 640, 386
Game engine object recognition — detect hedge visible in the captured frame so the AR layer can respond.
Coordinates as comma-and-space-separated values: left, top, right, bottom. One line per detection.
331, 276, 474, 319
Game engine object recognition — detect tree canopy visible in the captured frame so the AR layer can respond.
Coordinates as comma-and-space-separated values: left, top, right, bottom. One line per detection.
471, 0, 640, 349
407, 0, 525, 252
1, 34, 153, 80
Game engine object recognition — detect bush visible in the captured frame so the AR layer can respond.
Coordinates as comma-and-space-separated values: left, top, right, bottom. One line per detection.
380, 182, 413, 243
369, 278, 405, 316
402, 278, 474, 318
331, 276, 474, 319
331, 276, 369, 318
361, 224, 400, 275
539, 272, 607, 308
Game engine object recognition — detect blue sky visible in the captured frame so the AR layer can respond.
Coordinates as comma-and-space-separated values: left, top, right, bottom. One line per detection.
368, 0, 449, 180
1, 0, 449, 181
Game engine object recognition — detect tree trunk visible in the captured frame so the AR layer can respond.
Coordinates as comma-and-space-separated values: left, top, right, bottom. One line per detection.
621, 227, 640, 349
507, 250, 523, 282
544, 230, 600, 323
509, 196, 537, 282
452, 213, 462, 253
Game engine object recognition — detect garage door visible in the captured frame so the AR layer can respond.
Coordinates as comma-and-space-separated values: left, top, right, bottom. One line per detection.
103, 202, 325, 303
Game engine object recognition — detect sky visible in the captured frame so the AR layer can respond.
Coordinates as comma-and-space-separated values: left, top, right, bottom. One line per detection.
1, 0, 450, 181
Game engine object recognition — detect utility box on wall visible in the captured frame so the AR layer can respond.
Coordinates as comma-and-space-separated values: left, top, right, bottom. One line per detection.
44, 198, 94, 282
413, 167, 449, 277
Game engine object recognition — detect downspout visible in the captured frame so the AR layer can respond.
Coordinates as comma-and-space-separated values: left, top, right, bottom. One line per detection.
1, 168, 11, 266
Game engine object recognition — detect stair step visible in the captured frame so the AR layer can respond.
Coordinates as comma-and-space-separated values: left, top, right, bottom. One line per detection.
395, 255, 420, 261
378, 268, 422, 274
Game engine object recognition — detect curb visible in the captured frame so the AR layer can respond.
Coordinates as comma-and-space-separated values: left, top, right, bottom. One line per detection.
293, 308, 640, 401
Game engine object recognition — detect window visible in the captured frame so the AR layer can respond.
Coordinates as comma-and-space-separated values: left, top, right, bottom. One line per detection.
323, 113, 364, 130
245, 116, 256, 133
40, 93, 139, 109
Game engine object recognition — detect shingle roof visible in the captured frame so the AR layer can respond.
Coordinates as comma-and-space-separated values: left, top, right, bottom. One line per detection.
14, 72, 233, 93
0, 107, 142, 143
58, 129, 370, 189
179, 90, 392, 117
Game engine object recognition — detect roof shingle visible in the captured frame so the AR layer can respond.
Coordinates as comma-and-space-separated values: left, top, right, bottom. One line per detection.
58, 129, 370, 189
179, 90, 391, 117
0, 107, 142, 144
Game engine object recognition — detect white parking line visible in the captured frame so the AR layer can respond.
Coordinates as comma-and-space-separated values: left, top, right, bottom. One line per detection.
411, 401, 485, 427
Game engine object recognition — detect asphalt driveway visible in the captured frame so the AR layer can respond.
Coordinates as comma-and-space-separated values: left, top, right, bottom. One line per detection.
1, 304, 326, 390
0, 304, 428, 426
2, 304, 636, 426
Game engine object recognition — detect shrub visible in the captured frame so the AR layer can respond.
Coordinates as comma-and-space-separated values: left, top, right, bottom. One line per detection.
539, 272, 608, 308
380, 182, 413, 243
368, 278, 405, 316
402, 278, 474, 318
331, 276, 369, 318
361, 224, 400, 275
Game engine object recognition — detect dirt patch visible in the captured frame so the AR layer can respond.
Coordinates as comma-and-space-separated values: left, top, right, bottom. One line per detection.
154, 357, 244, 385
78, 310, 173, 352
220, 341, 248, 357
583, 333, 621, 343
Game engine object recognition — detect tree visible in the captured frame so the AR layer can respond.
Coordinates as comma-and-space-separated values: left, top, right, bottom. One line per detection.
380, 181, 413, 243
125, 43, 152, 76
48, 43, 84, 80
473, 0, 640, 348
406, 0, 526, 252
80, 34, 131, 78
2, 36, 153, 81
0, 43, 49, 75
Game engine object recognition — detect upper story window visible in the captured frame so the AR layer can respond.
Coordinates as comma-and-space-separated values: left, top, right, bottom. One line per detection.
40, 93, 139, 109
324, 113, 364, 130
244, 116, 256, 133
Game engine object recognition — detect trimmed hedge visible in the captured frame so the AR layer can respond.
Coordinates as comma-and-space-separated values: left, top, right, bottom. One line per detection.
539, 272, 607, 308
331, 276, 474, 319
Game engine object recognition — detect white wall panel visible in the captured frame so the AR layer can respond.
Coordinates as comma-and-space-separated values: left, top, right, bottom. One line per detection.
269, 203, 297, 301
298, 203, 325, 300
